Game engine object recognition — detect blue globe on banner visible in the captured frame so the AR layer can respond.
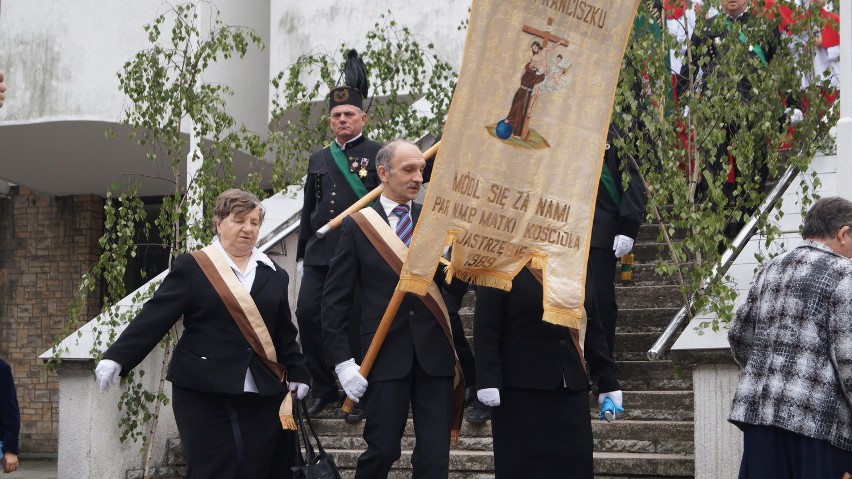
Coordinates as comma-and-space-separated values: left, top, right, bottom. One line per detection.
495, 119, 513, 139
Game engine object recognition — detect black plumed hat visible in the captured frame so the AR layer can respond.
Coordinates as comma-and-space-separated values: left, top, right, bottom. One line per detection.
328, 50, 369, 112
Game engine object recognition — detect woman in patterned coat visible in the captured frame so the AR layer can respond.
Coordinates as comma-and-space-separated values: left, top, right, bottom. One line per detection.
729, 196, 852, 478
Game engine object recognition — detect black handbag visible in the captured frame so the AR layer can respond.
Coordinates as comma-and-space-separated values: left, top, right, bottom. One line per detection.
291, 398, 342, 479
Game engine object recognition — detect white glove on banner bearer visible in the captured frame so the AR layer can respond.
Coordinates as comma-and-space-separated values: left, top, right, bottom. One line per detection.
477, 388, 501, 407
296, 259, 304, 280
613, 235, 634, 258
289, 382, 310, 400
335, 358, 367, 402
95, 359, 122, 393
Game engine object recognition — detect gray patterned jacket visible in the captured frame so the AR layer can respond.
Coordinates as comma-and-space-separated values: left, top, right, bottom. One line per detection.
728, 240, 852, 451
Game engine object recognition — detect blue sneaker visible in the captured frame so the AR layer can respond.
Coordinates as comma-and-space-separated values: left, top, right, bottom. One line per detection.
599, 396, 624, 421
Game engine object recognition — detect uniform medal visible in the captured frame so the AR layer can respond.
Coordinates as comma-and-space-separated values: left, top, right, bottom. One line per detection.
358, 158, 369, 178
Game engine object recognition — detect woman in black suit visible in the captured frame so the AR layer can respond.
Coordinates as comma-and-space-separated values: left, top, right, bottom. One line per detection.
95, 189, 310, 479
474, 265, 597, 478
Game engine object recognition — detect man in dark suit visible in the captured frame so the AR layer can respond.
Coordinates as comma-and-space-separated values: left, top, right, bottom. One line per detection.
322, 140, 457, 478
296, 85, 382, 418
584, 125, 648, 416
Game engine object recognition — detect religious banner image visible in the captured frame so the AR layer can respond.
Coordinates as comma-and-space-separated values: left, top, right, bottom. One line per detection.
398, 0, 640, 329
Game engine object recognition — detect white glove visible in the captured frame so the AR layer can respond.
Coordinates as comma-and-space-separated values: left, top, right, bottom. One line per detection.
335, 358, 367, 403
288, 381, 310, 400
789, 108, 804, 125
296, 260, 304, 280
477, 388, 501, 407
613, 235, 634, 258
95, 359, 122, 393
598, 389, 623, 408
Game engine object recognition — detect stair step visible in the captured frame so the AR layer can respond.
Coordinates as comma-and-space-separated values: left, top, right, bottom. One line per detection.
637, 222, 685, 242
618, 261, 697, 287
614, 331, 674, 356
615, 284, 684, 309
311, 416, 693, 454
616, 361, 692, 390
592, 420, 694, 454
593, 452, 694, 477
617, 308, 681, 333
325, 448, 494, 472
589, 391, 694, 421
325, 450, 694, 478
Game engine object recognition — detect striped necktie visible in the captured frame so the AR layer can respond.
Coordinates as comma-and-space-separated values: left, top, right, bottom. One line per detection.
393, 204, 413, 246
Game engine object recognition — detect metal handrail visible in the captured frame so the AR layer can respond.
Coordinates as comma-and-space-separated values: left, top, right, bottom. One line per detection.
646, 164, 801, 360
257, 210, 302, 254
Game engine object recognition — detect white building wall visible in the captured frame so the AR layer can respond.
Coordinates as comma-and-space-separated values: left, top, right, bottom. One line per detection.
0, 1, 272, 131
57, 353, 177, 479
268, 1, 469, 118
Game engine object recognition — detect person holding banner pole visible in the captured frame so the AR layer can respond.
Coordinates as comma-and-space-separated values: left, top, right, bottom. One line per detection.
586, 125, 648, 419
321, 140, 461, 479
296, 80, 382, 420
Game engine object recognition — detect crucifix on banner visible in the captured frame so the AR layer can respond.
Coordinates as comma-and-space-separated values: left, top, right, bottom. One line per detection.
514, 17, 569, 139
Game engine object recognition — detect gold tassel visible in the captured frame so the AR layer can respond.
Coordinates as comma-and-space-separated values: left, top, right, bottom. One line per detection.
444, 231, 457, 247
530, 253, 547, 271
397, 277, 430, 296
454, 270, 513, 291
620, 253, 634, 282
279, 391, 297, 430
451, 429, 460, 446
439, 258, 454, 285
542, 309, 582, 329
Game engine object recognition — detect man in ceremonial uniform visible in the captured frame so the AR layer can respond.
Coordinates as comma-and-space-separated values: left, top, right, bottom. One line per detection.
677, 0, 780, 239
585, 125, 648, 418
322, 140, 459, 479
296, 85, 381, 419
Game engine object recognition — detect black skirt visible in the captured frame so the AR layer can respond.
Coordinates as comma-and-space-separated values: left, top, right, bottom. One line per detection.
490, 385, 593, 478
172, 385, 295, 479
738, 424, 852, 478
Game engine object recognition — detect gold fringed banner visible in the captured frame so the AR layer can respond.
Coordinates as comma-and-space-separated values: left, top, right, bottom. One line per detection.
400, 0, 640, 327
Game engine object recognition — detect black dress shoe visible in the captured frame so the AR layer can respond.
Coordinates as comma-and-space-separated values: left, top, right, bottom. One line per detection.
464, 399, 491, 425
344, 406, 366, 424
307, 394, 337, 416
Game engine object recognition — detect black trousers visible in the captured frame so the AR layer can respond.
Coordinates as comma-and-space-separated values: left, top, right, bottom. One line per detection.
355, 356, 453, 479
738, 424, 852, 479
491, 386, 593, 478
445, 281, 475, 386
584, 247, 621, 393
296, 265, 362, 401
172, 385, 294, 479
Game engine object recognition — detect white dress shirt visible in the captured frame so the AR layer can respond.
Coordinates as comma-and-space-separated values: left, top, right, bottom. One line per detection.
212, 238, 277, 393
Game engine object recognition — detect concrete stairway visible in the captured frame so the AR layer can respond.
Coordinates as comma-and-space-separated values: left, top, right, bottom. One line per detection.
304, 223, 695, 478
